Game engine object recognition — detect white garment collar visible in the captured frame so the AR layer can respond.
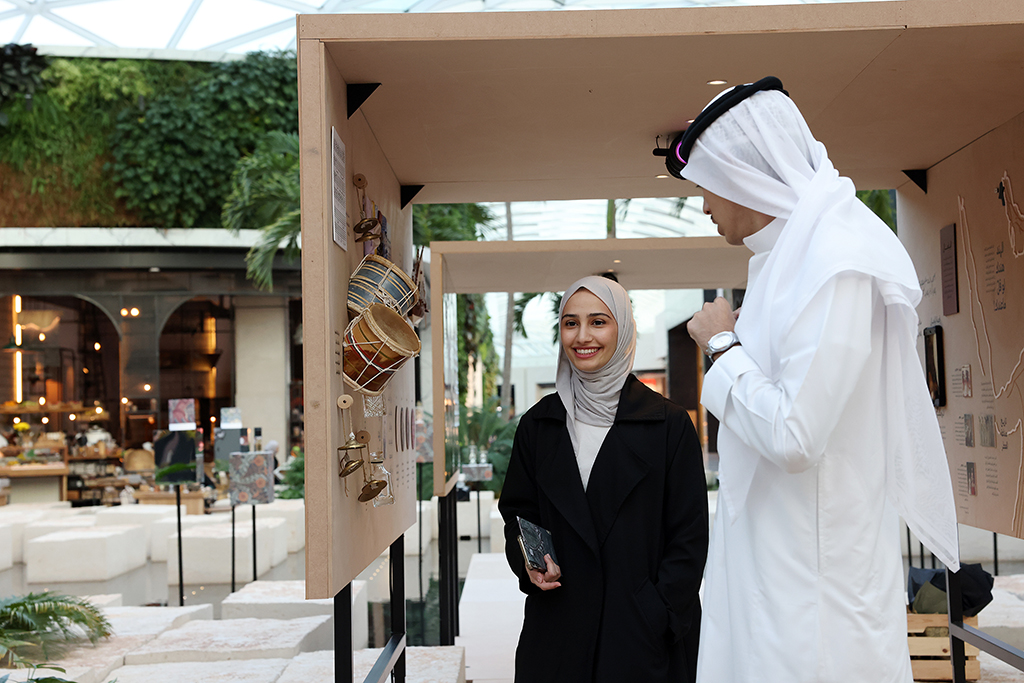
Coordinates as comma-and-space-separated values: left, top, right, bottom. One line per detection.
743, 216, 785, 254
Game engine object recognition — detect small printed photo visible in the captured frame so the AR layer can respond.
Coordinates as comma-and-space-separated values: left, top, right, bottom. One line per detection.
964, 413, 975, 448
962, 364, 973, 398
980, 414, 996, 448
967, 462, 977, 496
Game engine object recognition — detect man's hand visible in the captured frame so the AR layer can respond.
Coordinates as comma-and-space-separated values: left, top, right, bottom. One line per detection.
687, 297, 736, 352
527, 554, 562, 591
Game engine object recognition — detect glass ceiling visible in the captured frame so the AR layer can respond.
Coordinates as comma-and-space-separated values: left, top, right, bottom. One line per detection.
0, 0, 885, 59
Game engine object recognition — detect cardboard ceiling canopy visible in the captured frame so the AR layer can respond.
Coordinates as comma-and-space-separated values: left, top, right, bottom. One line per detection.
299, 0, 1024, 205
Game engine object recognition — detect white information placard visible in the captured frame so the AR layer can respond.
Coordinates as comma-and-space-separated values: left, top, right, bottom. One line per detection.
331, 127, 347, 250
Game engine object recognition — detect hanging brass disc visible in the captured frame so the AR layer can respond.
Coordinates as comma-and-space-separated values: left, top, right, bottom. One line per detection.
358, 479, 387, 502
340, 458, 363, 478
355, 430, 371, 445
353, 217, 379, 234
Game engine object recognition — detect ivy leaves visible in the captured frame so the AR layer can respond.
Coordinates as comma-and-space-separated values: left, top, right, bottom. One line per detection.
110, 50, 298, 228
0, 43, 47, 127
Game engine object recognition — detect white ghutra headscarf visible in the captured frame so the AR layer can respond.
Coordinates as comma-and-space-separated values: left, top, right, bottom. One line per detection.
682, 87, 960, 571
555, 276, 637, 453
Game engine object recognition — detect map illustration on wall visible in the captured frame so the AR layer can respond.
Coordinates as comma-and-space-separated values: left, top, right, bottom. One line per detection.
949, 171, 1024, 536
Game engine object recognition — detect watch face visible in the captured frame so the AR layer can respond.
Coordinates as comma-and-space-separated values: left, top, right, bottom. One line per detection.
710, 332, 733, 350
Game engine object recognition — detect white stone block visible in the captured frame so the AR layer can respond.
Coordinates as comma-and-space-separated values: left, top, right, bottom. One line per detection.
258, 499, 305, 552
257, 517, 288, 567
25, 525, 146, 583
47, 634, 152, 683
167, 523, 272, 585
220, 579, 332, 621
150, 514, 224, 562
404, 500, 436, 555
105, 604, 214, 638
456, 490, 494, 539
489, 509, 505, 554
23, 516, 98, 558
0, 506, 82, 563
123, 615, 333, 665
0, 524, 12, 571
102, 659, 291, 683
352, 579, 369, 650
278, 647, 466, 683
84, 593, 123, 609
94, 505, 178, 559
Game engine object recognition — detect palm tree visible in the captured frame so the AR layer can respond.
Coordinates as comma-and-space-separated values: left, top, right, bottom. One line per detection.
222, 131, 301, 291
0, 591, 111, 670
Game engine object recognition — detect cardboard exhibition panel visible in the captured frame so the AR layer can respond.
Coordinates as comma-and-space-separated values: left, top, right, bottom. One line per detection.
299, 39, 418, 598
900, 109, 1024, 539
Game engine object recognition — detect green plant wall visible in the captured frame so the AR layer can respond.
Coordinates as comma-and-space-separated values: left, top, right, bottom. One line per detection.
0, 47, 296, 229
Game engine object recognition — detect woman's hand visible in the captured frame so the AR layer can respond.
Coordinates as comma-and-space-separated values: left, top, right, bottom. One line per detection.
527, 554, 562, 591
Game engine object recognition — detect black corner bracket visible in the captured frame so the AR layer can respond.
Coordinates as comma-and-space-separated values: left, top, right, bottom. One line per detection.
902, 169, 928, 194
401, 185, 424, 209
347, 83, 381, 119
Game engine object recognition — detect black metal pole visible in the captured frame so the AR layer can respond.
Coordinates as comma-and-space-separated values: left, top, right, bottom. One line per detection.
438, 491, 456, 645
335, 584, 353, 683
451, 492, 460, 636
391, 535, 407, 683
476, 485, 482, 554
175, 484, 184, 606
919, 541, 925, 569
231, 504, 236, 593
994, 532, 1000, 576
947, 568, 968, 683
906, 526, 912, 569
251, 501, 258, 581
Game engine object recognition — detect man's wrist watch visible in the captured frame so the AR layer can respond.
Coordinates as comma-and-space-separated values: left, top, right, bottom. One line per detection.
704, 331, 740, 359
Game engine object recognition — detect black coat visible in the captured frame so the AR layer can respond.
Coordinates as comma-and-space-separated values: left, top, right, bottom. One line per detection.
498, 374, 708, 683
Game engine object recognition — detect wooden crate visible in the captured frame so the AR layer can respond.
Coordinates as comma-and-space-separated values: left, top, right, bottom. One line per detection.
908, 613, 980, 681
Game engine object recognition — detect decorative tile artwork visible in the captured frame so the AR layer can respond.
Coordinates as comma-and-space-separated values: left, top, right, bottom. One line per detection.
229, 450, 275, 505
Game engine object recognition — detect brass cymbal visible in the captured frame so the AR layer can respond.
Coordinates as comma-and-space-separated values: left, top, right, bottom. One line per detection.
339, 435, 366, 451
358, 479, 387, 502
340, 458, 363, 478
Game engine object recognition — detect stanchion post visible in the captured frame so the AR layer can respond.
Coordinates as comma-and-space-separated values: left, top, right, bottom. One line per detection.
176, 484, 184, 607
231, 504, 236, 593
252, 504, 257, 582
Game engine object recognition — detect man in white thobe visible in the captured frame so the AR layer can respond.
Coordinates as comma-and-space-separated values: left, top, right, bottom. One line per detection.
668, 78, 961, 682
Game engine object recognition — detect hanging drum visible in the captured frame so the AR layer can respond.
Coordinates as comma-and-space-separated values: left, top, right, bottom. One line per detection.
343, 303, 421, 396
347, 254, 418, 316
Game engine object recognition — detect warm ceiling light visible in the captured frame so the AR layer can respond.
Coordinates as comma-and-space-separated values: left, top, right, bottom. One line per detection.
13, 296, 21, 314
82, 367, 89, 374
707, 79, 727, 86
95, 406, 103, 415
41, 417, 48, 425
12, 417, 20, 425
613, 259, 622, 264
120, 308, 129, 317
38, 333, 45, 342
69, 414, 76, 421
38, 397, 45, 406
14, 325, 21, 346
93, 342, 101, 351
130, 308, 140, 317
121, 397, 129, 404
143, 383, 152, 392
210, 416, 217, 423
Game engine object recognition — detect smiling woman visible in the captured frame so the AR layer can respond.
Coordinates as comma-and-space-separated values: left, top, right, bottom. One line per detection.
498, 275, 709, 683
